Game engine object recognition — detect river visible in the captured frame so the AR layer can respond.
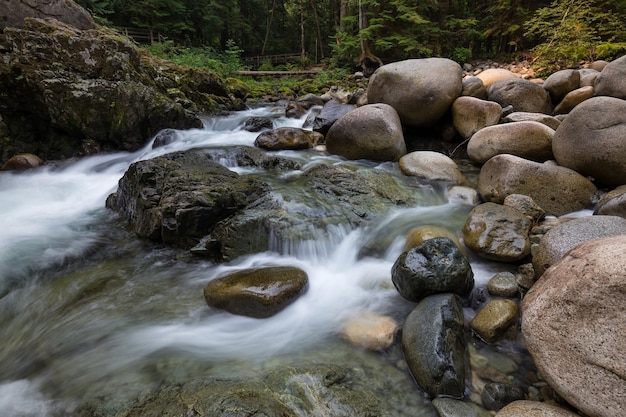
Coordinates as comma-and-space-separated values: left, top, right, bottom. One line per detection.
0, 106, 516, 416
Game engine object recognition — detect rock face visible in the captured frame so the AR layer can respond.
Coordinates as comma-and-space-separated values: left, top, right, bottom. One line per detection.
0, 18, 230, 162
254, 127, 324, 150
1, 0, 96, 30
552, 96, 626, 187
325, 103, 406, 161
522, 235, 626, 417
391, 237, 474, 302
467, 121, 555, 164
477, 154, 597, 216
532, 215, 626, 277
399, 151, 467, 184
203, 266, 309, 318
462, 203, 532, 262
487, 78, 552, 114
594, 54, 626, 99
367, 58, 463, 127
402, 294, 467, 399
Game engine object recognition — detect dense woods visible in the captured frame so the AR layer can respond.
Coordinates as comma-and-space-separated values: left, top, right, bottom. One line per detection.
76, 0, 626, 71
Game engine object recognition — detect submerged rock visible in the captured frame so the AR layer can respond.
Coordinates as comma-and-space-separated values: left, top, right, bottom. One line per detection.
204, 266, 309, 318
254, 127, 324, 150
470, 299, 519, 344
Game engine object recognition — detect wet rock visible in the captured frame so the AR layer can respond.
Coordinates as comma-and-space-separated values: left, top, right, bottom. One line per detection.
552, 96, 626, 187
151, 129, 183, 149
391, 237, 474, 302
242, 116, 274, 132
522, 235, 626, 417
487, 272, 519, 298
447, 186, 480, 206
254, 127, 324, 150
399, 151, 468, 185
285, 100, 308, 118
542, 69, 580, 103
502, 112, 561, 130
203, 266, 308, 318
340, 311, 399, 350
470, 299, 519, 343
594, 185, 626, 218
467, 121, 555, 164
403, 225, 462, 251
0, 153, 44, 171
495, 400, 579, 417
2, 0, 95, 30
402, 294, 467, 398
477, 154, 597, 216
326, 103, 406, 162
553, 86, 594, 114
367, 58, 463, 127
532, 215, 626, 277
433, 397, 491, 417
462, 203, 532, 262
312, 98, 356, 135
503, 194, 545, 223
594, 54, 626, 99
481, 383, 526, 411
451, 96, 502, 139
487, 78, 553, 114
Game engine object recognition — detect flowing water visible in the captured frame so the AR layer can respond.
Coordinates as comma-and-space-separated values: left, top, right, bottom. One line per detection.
0, 106, 518, 416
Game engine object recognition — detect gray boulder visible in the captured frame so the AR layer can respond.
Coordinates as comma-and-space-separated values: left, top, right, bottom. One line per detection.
1, 0, 95, 30
402, 294, 467, 399
594, 185, 626, 218
552, 96, 626, 187
326, 103, 406, 161
522, 235, 626, 417
487, 78, 553, 114
203, 266, 309, 318
594, 54, 626, 99
532, 215, 626, 277
452, 96, 502, 139
461, 76, 488, 100
399, 151, 468, 184
502, 112, 561, 130
467, 121, 555, 164
312, 98, 356, 135
477, 154, 597, 216
367, 58, 463, 127
391, 237, 474, 302
495, 400, 579, 417
542, 69, 580, 103
462, 202, 532, 262
254, 127, 324, 150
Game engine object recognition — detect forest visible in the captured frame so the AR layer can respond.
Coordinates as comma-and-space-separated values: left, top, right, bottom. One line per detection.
76, 0, 626, 72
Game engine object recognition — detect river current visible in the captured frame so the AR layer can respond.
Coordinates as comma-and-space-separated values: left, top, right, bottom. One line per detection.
0, 106, 508, 416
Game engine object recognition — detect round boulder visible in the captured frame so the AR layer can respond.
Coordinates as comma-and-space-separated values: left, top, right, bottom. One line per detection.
532, 215, 626, 277
475, 68, 518, 88
487, 78, 553, 114
402, 293, 467, 399
552, 96, 626, 187
522, 235, 626, 417
495, 400, 579, 417
461, 76, 488, 99
2, 0, 96, 30
553, 86, 594, 114
452, 96, 502, 139
462, 202, 532, 262
399, 151, 468, 184
477, 154, 597, 216
367, 58, 463, 127
1, 153, 44, 171
403, 225, 462, 251
325, 103, 406, 161
470, 299, 519, 344
254, 127, 324, 150
391, 237, 474, 302
542, 69, 580, 103
594, 54, 626, 99
467, 121, 555, 164
311, 99, 356, 135
203, 266, 309, 318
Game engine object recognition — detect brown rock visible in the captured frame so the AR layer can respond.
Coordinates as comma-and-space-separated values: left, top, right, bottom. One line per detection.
495, 400, 579, 417
254, 127, 323, 150
1, 153, 44, 170
470, 299, 518, 343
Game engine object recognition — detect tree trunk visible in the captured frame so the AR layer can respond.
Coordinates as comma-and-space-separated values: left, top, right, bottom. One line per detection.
309, 0, 324, 59
300, 0, 306, 62
358, 0, 382, 76
261, 0, 276, 56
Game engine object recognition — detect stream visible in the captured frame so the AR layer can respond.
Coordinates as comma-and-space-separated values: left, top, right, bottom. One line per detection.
0, 106, 524, 416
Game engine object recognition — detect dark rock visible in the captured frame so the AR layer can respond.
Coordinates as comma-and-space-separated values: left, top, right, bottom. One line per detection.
254, 127, 324, 150
402, 293, 468, 399
203, 266, 309, 318
312, 99, 356, 135
481, 382, 525, 411
1, 0, 96, 30
391, 237, 474, 302
461, 76, 488, 100
151, 129, 182, 149
433, 398, 491, 417
242, 116, 274, 132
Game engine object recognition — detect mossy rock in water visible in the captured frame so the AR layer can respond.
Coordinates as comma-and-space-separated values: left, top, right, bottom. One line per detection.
204, 266, 309, 318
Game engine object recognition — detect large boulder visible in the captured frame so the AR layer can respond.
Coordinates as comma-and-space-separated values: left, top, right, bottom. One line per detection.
477, 154, 597, 216
451, 96, 502, 139
552, 96, 626, 187
532, 215, 626, 277
391, 237, 474, 302
325, 103, 406, 161
467, 121, 555, 164
367, 58, 463, 127
399, 151, 468, 184
402, 294, 467, 399
1, 0, 95, 30
594, 54, 626, 99
462, 202, 532, 262
487, 78, 553, 114
0, 18, 229, 162
203, 266, 309, 318
542, 69, 580, 103
522, 235, 626, 417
